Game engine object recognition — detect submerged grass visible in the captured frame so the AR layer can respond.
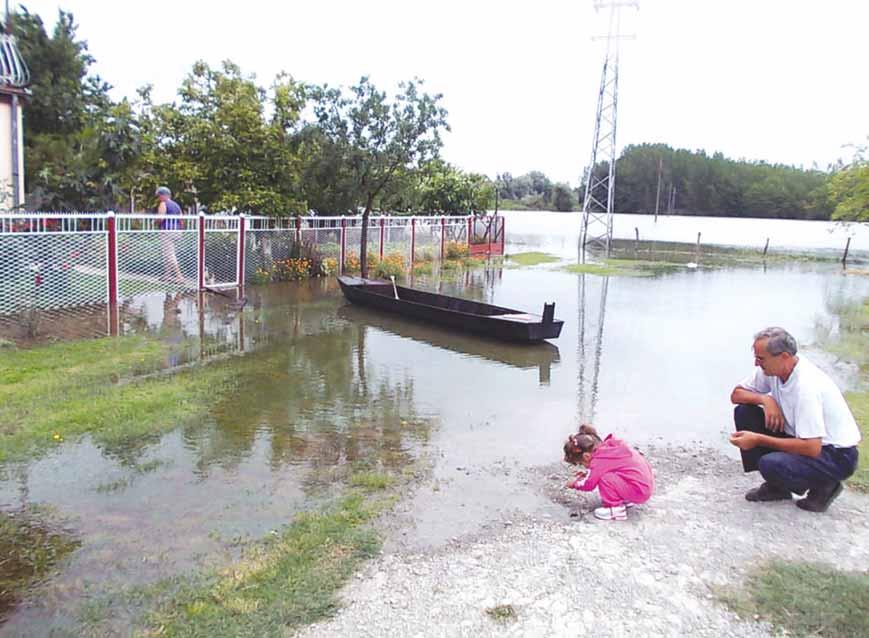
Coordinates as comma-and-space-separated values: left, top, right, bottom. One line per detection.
505, 252, 560, 267
561, 258, 683, 277
0, 335, 255, 463
719, 561, 869, 638
0, 507, 80, 621
77, 492, 391, 638
140, 493, 383, 637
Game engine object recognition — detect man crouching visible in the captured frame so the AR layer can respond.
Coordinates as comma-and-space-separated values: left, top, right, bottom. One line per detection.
730, 327, 861, 513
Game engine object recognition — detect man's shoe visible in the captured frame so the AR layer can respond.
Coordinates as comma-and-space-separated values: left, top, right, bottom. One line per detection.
745, 482, 791, 502
796, 482, 843, 513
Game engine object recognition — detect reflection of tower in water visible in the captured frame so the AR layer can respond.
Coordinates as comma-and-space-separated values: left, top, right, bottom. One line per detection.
576, 272, 610, 424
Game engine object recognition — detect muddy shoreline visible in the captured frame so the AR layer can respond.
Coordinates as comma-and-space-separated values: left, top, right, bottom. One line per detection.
297, 445, 869, 637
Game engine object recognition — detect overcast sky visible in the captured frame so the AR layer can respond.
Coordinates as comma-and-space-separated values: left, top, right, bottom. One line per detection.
17, 0, 869, 185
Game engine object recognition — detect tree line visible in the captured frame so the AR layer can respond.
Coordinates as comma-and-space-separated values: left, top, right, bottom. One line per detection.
498, 145, 867, 222
13, 8, 494, 216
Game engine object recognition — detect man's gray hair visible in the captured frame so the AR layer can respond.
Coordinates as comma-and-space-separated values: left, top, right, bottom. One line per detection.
155, 186, 171, 197
754, 327, 798, 356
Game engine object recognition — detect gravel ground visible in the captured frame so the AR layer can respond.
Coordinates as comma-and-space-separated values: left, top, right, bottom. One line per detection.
295, 446, 869, 638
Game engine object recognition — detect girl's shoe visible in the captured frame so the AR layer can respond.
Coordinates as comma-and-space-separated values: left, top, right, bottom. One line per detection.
624, 501, 636, 508
594, 505, 628, 521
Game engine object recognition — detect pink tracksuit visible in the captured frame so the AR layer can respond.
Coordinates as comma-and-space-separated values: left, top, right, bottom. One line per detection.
568, 434, 654, 507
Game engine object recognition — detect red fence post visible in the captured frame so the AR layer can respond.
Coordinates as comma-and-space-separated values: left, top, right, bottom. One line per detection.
106, 211, 119, 336
295, 215, 302, 244
440, 217, 446, 260
237, 214, 246, 287
379, 217, 385, 259
340, 217, 347, 274
467, 216, 472, 248
198, 213, 205, 290
410, 217, 416, 266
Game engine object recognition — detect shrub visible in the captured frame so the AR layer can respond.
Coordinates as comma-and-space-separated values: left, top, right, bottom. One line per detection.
372, 253, 406, 279
446, 241, 469, 259
320, 258, 338, 276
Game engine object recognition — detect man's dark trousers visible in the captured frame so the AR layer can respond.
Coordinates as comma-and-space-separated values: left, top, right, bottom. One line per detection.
733, 404, 858, 493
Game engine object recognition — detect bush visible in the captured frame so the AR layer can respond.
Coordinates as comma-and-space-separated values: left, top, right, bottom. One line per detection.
446, 241, 469, 259
372, 253, 406, 279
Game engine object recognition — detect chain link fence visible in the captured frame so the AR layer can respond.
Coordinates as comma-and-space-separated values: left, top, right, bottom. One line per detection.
0, 213, 500, 316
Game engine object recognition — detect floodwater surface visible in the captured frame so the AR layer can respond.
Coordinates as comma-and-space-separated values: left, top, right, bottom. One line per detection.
1, 220, 868, 634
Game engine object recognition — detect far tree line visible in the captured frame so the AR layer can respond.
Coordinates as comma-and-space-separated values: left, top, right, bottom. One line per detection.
10, 7, 868, 223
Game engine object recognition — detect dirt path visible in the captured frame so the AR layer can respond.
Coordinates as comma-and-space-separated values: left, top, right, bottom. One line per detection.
295, 446, 869, 637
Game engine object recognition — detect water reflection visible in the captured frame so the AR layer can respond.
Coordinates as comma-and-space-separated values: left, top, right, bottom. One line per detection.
337, 304, 560, 385
0, 281, 436, 633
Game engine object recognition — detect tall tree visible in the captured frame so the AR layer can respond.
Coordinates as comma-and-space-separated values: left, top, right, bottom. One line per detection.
311, 77, 448, 276
829, 143, 869, 223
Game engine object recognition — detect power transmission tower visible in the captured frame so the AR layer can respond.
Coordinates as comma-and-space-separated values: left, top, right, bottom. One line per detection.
580, 0, 638, 253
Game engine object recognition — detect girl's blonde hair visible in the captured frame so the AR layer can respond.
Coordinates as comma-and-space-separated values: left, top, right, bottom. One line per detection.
563, 424, 602, 464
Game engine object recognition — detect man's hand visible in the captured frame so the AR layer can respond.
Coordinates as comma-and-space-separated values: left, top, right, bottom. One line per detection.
761, 395, 785, 432
729, 431, 759, 451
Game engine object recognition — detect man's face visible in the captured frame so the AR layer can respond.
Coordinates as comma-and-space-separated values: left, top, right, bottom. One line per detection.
753, 338, 786, 377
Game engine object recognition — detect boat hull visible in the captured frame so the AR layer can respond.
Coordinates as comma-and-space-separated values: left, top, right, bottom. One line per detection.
336, 276, 563, 343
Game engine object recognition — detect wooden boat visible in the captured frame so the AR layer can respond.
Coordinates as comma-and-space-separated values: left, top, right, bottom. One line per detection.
336, 276, 563, 342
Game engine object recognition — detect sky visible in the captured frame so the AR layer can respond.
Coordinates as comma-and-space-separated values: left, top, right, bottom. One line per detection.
16, 0, 869, 186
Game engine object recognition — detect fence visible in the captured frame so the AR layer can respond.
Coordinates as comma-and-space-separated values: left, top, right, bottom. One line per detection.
0, 212, 504, 318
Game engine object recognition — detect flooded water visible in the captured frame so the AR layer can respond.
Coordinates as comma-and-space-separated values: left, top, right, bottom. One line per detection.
1, 217, 868, 635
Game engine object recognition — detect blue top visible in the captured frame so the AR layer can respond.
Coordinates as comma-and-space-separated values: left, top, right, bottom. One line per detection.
160, 198, 182, 230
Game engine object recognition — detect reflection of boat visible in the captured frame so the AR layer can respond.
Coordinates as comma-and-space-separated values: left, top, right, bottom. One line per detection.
337, 276, 563, 342
337, 304, 560, 385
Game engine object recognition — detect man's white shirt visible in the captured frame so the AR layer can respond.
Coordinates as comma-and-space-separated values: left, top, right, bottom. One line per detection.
739, 356, 861, 447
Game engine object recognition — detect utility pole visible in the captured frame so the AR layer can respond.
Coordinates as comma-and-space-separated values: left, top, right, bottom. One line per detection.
580, 0, 639, 254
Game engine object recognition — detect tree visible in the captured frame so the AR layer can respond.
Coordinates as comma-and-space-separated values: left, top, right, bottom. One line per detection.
552, 183, 576, 212
145, 61, 307, 213
311, 77, 448, 277
829, 143, 869, 223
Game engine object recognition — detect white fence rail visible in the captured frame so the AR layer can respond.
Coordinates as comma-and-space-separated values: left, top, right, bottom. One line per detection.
0, 213, 504, 317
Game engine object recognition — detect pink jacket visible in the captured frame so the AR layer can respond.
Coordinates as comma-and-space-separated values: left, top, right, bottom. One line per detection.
569, 435, 654, 504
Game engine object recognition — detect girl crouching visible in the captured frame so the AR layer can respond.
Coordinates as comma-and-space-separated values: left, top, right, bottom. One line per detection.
564, 424, 654, 520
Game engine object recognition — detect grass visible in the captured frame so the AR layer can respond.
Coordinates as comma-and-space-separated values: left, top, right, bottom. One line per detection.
348, 470, 393, 491
144, 494, 382, 637
819, 297, 868, 491
847, 390, 868, 491
505, 252, 561, 267
77, 492, 389, 638
485, 604, 518, 624
719, 561, 869, 637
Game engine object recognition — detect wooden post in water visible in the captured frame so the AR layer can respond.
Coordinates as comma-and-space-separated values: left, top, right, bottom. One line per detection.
654, 157, 662, 222
762, 237, 769, 258
695, 232, 701, 260
842, 237, 851, 267
634, 227, 639, 252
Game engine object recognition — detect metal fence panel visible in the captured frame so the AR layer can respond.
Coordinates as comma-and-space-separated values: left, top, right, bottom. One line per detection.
0, 229, 107, 314
204, 217, 240, 287
116, 216, 198, 298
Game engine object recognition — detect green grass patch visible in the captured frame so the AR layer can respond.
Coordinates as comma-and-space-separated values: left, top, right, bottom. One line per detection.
562, 257, 686, 278
134, 493, 384, 637
348, 470, 393, 491
505, 252, 560, 267
818, 296, 868, 492
485, 604, 518, 623
719, 561, 869, 638
845, 390, 868, 492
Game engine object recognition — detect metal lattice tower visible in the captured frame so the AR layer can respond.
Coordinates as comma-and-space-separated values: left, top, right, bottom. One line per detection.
580, 1, 638, 253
